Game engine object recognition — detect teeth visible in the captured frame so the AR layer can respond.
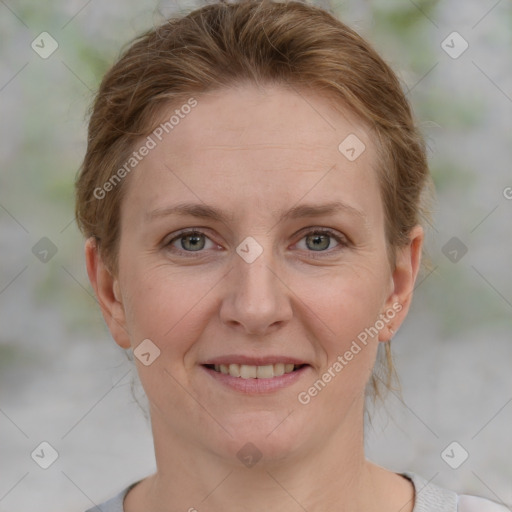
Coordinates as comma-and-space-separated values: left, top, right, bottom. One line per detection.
256, 365, 274, 379
273, 363, 285, 376
211, 363, 301, 379
240, 364, 257, 378
228, 363, 240, 377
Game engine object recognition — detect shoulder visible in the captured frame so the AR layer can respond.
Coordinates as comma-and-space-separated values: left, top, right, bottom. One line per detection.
84, 481, 138, 512
402, 472, 509, 512
87, 474, 510, 512
458, 494, 511, 512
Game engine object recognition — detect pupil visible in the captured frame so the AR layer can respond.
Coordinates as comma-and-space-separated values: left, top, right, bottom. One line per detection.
307, 234, 329, 251
183, 234, 204, 251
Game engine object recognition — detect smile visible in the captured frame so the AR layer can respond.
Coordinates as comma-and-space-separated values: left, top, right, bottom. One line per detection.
205, 363, 305, 379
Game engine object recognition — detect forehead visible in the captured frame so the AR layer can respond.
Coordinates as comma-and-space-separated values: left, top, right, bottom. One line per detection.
122, 84, 381, 223
155, 84, 371, 162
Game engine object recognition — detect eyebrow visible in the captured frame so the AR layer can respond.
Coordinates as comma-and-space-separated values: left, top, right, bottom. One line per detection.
146, 200, 367, 224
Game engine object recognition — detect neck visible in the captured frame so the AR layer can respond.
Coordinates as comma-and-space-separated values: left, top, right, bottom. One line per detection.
136, 399, 387, 512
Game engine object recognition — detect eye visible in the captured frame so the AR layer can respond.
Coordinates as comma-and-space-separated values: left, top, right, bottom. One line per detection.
166, 229, 217, 254
295, 228, 347, 256
165, 227, 348, 258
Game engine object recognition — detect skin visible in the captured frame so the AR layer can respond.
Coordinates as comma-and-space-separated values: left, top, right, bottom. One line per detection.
86, 83, 423, 512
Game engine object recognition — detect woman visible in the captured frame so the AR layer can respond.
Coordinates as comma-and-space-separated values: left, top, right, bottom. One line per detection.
75, 1, 506, 510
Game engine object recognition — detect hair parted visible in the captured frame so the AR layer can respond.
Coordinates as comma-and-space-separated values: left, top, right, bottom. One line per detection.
75, 0, 432, 403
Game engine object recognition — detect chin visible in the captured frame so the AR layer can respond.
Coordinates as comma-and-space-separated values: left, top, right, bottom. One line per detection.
209, 411, 311, 466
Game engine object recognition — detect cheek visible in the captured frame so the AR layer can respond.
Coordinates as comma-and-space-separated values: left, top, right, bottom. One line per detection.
294, 273, 384, 416
120, 260, 218, 352
119, 264, 212, 415
297, 266, 389, 349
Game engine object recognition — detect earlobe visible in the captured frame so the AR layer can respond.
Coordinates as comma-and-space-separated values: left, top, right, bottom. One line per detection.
84, 237, 131, 349
379, 225, 424, 342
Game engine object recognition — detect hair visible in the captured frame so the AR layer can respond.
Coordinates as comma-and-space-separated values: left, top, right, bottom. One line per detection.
75, 0, 432, 404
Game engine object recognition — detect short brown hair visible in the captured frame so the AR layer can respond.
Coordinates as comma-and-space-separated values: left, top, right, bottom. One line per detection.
75, 0, 432, 402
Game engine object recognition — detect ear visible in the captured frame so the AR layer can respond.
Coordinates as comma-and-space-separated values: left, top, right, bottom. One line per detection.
85, 237, 131, 349
378, 225, 424, 341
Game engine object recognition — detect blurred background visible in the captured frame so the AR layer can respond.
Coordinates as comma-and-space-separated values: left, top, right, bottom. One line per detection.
0, 0, 511, 510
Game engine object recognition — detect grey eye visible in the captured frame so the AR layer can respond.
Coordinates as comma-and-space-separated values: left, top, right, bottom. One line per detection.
305, 233, 332, 251
179, 233, 206, 251
295, 230, 342, 253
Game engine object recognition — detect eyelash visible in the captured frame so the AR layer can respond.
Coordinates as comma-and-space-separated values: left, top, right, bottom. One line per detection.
165, 227, 348, 259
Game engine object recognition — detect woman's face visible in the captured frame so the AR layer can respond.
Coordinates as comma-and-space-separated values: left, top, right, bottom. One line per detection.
88, 84, 422, 464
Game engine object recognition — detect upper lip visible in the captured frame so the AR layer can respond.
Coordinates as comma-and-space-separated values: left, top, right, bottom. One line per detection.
202, 355, 309, 366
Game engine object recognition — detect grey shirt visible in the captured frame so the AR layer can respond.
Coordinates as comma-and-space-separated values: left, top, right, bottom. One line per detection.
85, 472, 508, 512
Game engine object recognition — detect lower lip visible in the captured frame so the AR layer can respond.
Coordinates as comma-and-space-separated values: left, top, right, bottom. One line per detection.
201, 365, 310, 394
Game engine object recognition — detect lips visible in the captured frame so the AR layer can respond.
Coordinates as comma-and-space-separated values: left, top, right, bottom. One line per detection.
201, 356, 309, 380
203, 355, 308, 365
205, 362, 306, 379
201, 361, 310, 394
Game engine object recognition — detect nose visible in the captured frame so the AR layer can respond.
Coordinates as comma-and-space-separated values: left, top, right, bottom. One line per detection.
219, 247, 293, 336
